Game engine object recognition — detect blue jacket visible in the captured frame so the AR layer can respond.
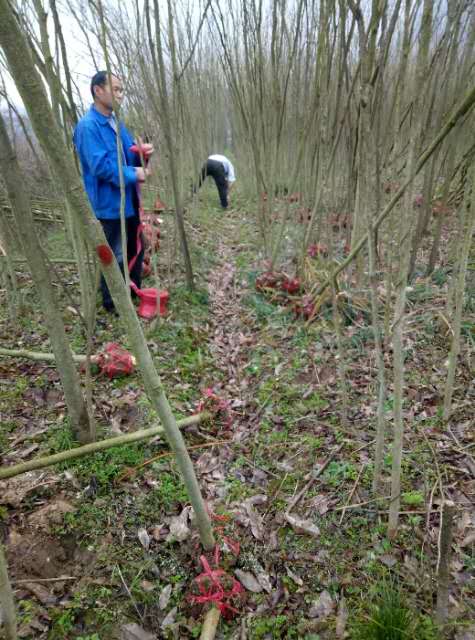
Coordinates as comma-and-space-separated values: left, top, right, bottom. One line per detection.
73, 105, 141, 220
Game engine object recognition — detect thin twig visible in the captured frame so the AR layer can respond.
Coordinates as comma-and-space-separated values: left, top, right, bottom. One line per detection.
339, 463, 366, 525
448, 427, 475, 460
333, 493, 399, 511
116, 439, 232, 482
286, 444, 343, 514
13, 576, 77, 583
263, 472, 289, 519
116, 565, 143, 622
421, 429, 445, 500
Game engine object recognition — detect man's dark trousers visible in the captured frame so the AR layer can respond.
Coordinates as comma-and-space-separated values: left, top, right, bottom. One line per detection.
99, 213, 144, 311
199, 159, 229, 208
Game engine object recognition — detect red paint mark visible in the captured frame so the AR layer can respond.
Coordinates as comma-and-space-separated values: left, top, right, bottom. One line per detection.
97, 244, 113, 265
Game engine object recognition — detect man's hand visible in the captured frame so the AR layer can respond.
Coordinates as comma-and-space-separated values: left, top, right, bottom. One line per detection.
135, 166, 151, 182
140, 143, 154, 157
137, 137, 154, 158
130, 140, 154, 160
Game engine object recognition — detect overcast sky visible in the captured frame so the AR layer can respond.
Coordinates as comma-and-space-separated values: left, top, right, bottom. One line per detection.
2, 3, 103, 112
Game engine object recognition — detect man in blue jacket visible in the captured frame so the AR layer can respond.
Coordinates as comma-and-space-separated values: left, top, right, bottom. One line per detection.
73, 71, 153, 313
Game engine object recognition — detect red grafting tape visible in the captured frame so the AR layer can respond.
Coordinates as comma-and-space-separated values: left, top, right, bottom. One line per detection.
191, 547, 243, 618
97, 244, 113, 265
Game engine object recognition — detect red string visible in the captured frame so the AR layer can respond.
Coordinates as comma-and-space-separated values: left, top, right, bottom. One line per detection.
191, 547, 243, 618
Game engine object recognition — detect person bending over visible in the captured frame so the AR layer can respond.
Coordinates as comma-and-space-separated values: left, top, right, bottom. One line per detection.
195, 154, 236, 209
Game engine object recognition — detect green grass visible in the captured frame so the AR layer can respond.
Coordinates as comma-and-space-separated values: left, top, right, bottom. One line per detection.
351, 581, 440, 640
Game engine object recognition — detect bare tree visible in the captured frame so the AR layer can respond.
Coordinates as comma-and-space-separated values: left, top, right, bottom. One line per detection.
0, 110, 93, 443
442, 162, 475, 420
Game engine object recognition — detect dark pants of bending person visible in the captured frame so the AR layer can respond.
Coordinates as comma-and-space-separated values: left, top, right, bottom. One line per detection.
196, 159, 229, 208
99, 212, 144, 311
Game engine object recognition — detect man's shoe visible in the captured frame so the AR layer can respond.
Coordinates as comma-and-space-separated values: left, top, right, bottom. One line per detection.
103, 304, 118, 316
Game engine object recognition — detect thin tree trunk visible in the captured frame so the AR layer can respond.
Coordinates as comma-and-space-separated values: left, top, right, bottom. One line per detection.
144, 0, 195, 291
0, 544, 17, 640
32, 0, 62, 127
95, 0, 130, 296
368, 221, 387, 495
49, 0, 78, 127
0, 413, 206, 481
426, 135, 459, 276
435, 500, 456, 626
389, 0, 433, 538
442, 163, 475, 420
0, 112, 93, 444
0, 216, 19, 320
332, 280, 349, 428
33, 0, 91, 317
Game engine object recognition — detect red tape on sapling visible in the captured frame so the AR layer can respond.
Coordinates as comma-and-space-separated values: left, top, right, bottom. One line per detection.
190, 546, 243, 618
97, 244, 113, 265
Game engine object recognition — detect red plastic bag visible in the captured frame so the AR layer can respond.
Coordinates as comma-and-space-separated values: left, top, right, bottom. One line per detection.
96, 343, 135, 379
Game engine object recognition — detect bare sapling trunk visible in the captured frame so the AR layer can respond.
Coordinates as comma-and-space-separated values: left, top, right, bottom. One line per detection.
95, 0, 130, 296
49, 0, 78, 127
409, 154, 437, 278
0, 216, 19, 320
0, 0, 215, 551
32, 0, 62, 127
0, 112, 93, 444
32, 0, 92, 317
200, 607, 220, 640
345, 0, 388, 491
368, 220, 387, 495
142, 0, 195, 291
426, 140, 458, 276
426, 0, 465, 277
442, 162, 475, 420
84, 267, 100, 442
347, 0, 383, 283
0, 544, 17, 640
332, 280, 349, 428
388, 0, 433, 538
436, 500, 456, 626
0, 413, 206, 481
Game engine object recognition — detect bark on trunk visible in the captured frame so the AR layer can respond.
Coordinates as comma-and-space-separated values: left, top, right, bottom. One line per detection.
442, 163, 475, 420
0, 544, 17, 640
436, 500, 456, 626
0, 112, 93, 444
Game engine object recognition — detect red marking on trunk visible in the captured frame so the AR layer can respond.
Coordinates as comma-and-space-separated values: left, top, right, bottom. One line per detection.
97, 244, 113, 265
